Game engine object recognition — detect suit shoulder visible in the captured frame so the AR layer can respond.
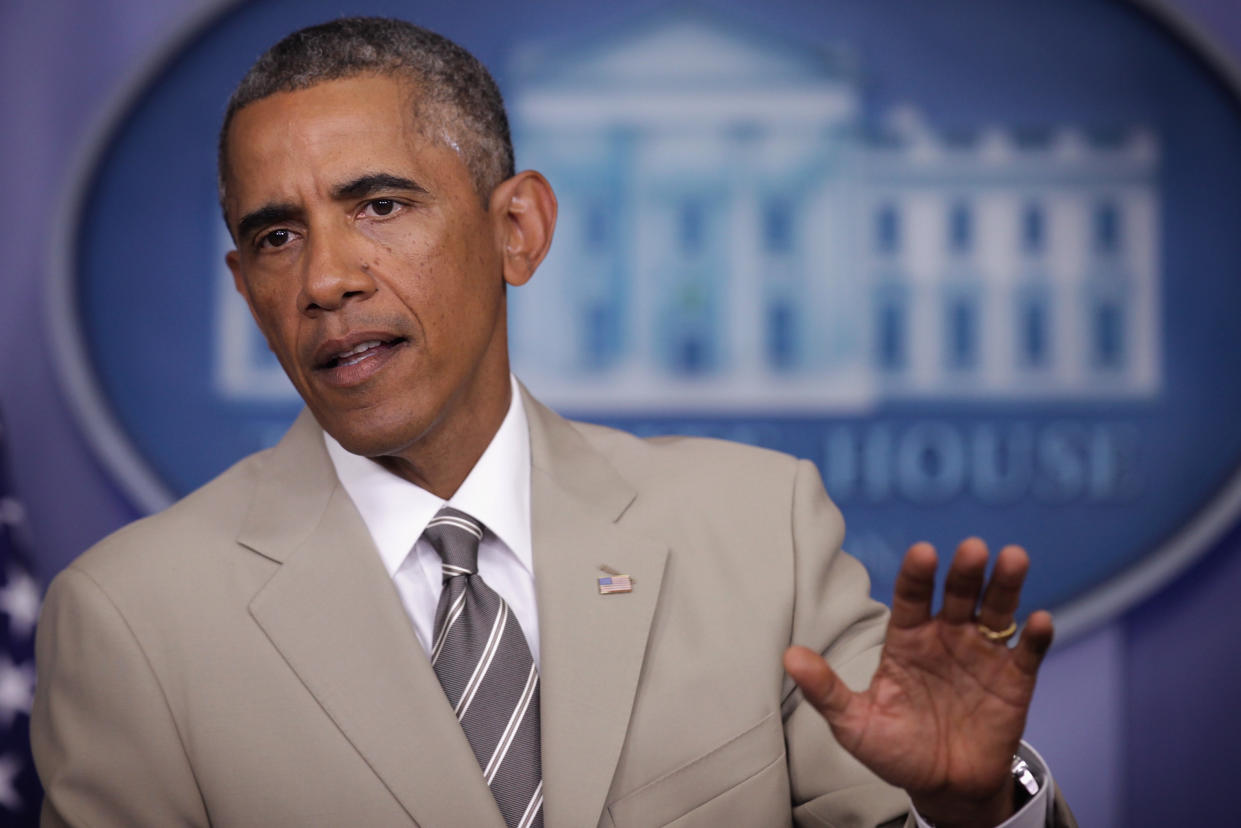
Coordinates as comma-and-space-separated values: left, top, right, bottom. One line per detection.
66, 447, 273, 585
568, 419, 803, 489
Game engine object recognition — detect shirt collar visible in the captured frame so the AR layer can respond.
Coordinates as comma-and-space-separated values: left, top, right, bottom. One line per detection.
324, 375, 532, 578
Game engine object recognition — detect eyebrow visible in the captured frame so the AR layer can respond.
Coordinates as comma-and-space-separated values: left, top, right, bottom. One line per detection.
236, 203, 302, 245
333, 173, 427, 200
234, 174, 428, 243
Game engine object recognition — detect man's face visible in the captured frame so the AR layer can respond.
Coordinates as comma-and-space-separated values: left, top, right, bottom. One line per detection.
224, 74, 512, 467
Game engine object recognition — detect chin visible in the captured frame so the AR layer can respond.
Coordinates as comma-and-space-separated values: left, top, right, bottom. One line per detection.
331, 427, 413, 460
312, 406, 416, 459
306, 404, 392, 456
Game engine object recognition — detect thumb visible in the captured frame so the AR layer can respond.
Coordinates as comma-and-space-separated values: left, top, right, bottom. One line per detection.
783, 645, 856, 722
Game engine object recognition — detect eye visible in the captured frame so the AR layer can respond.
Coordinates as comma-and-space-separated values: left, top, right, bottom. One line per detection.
363, 199, 401, 218
258, 228, 293, 249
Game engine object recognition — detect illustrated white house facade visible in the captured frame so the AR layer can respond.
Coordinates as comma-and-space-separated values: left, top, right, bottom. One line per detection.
858, 107, 1159, 400
213, 9, 1161, 413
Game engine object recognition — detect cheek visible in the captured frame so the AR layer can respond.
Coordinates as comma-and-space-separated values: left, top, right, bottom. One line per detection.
374, 238, 460, 309
365, 224, 435, 280
365, 215, 502, 330
244, 294, 299, 357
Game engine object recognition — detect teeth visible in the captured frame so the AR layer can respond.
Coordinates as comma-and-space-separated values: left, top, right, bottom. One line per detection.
337, 340, 383, 359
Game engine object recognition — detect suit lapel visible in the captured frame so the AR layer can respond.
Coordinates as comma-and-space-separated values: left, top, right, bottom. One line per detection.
523, 392, 669, 828
240, 412, 505, 828
235, 395, 669, 828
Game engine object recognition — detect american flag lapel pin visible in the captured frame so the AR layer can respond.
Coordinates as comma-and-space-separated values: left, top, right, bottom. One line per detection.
598, 564, 634, 594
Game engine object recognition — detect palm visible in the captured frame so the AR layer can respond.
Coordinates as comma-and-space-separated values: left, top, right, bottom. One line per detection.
833, 612, 1036, 795
785, 539, 1054, 828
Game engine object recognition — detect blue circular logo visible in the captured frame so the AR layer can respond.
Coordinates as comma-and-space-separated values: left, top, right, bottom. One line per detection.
51, 0, 1241, 637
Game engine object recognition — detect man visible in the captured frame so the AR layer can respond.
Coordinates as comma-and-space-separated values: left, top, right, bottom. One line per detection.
32, 17, 1073, 828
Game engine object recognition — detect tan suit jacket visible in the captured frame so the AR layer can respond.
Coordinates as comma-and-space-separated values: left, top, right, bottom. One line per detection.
32, 391, 1072, 828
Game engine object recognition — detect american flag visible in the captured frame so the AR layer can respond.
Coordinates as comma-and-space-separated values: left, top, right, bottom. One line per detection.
0, 410, 43, 824
597, 575, 633, 594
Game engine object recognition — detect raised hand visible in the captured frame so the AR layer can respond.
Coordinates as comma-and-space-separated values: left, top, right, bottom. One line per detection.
784, 538, 1054, 828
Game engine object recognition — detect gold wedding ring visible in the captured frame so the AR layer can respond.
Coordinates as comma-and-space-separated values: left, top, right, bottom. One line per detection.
976, 620, 1018, 643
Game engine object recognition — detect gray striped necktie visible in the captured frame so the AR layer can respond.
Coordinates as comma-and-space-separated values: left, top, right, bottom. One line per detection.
425, 506, 543, 828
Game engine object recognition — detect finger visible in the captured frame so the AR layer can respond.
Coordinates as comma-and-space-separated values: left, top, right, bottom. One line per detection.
783, 645, 855, 720
940, 537, 989, 624
1012, 610, 1055, 675
890, 542, 938, 629
976, 544, 1029, 634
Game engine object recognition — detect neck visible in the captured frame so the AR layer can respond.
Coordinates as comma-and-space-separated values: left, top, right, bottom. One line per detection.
374, 372, 513, 499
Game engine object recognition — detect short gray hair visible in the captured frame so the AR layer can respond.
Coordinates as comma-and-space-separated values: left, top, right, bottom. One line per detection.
217, 17, 514, 223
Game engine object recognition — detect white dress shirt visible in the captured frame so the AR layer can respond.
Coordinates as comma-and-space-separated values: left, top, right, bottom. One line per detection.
913, 742, 1054, 828
325, 374, 539, 666
325, 374, 1051, 828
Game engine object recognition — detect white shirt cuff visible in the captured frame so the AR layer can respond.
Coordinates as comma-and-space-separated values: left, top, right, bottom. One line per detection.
911, 741, 1054, 828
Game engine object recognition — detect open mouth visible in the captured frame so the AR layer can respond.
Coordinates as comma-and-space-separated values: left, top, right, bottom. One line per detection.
322, 338, 406, 369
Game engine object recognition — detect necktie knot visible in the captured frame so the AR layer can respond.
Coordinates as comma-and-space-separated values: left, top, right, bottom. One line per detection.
424, 506, 484, 579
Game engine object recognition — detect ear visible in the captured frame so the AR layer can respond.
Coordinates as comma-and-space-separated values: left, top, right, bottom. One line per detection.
225, 248, 252, 304
490, 170, 557, 288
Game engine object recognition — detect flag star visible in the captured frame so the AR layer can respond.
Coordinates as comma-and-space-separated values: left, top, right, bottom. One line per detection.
0, 498, 24, 528
0, 754, 22, 811
0, 570, 40, 639
0, 659, 34, 727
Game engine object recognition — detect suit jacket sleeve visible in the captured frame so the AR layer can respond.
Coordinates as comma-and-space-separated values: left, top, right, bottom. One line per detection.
778, 458, 912, 827
780, 459, 1075, 828
32, 567, 210, 828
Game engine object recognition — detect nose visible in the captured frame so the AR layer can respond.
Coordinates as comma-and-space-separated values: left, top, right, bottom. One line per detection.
298, 224, 377, 313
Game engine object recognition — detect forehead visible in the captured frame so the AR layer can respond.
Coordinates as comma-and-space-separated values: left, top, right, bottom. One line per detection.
224, 74, 454, 210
